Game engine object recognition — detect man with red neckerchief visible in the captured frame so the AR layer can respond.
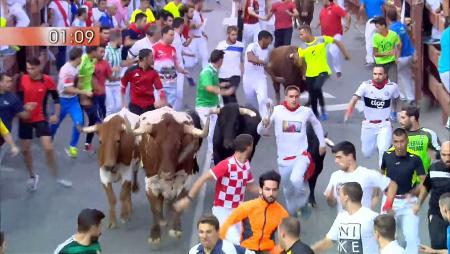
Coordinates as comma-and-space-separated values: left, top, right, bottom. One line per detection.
257, 85, 326, 218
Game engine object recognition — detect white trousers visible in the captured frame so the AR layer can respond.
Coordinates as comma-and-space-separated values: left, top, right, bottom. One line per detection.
212, 206, 241, 245
365, 19, 376, 64
190, 37, 209, 68
105, 85, 122, 116
162, 80, 177, 107
397, 56, 415, 102
327, 34, 343, 73
196, 106, 218, 152
361, 120, 392, 167
278, 154, 310, 215
243, 23, 261, 48
382, 195, 420, 254
173, 73, 185, 111
243, 73, 269, 119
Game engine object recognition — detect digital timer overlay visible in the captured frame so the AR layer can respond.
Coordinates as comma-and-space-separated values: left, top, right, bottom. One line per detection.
0, 27, 100, 46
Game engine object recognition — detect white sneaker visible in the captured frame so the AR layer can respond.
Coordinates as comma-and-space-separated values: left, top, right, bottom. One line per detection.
56, 178, 73, 188
27, 174, 39, 192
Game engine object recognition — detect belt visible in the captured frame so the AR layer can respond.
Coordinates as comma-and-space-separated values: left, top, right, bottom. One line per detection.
395, 194, 411, 199
283, 156, 297, 161
191, 35, 202, 38
368, 119, 389, 124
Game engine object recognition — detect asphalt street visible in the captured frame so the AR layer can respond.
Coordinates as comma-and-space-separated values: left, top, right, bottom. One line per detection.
1, 0, 449, 253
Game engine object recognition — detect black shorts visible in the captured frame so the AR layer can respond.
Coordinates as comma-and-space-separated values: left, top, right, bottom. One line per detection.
129, 103, 155, 116
18, 121, 51, 140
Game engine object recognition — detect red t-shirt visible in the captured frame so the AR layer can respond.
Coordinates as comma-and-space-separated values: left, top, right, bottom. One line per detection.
243, 0, 259, 24
94, 59, 112, 96
271, 1, 296, 30
19, 74, 57, 123
121, 65, 163, 108
319, 3, 347, 36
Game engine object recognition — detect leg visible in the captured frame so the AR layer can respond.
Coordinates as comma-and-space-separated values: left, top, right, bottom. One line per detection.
278, 163, 297, 215
361, 123, 377, 159
103, 182, 118, 229
50, 98, 68, 139
439, 71, 450, 93
20, 139, 34, 177
163, 82, 177, 107
243, 75, 259, 110
274, 29, 283, 48
97, 94, 106, 121
307, 77, 319, 117
119, 180, 132, 223
84, 104, 98, 145
376, 123, 392, 167
105, 86, 114, 116
402, 204, 420, 254
212, 206, 241, 245
428, 214, 449, 249
365, 20, 375, 64
169, 189, 188, 238
329, 34, 343, 74
174, 73, 185, 110
308, 153, 325, 206
386, 62, 398, 84
199, 38, 209, 68
68, 98, 84, 148
290, 154, 310, 210
255, 78, 269, 119
285, 27, 293, 46
146, 191, 164, 244
40, 135, 58, 177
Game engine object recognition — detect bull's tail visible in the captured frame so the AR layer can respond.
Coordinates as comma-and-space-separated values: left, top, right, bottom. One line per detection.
131, 159, 140, 193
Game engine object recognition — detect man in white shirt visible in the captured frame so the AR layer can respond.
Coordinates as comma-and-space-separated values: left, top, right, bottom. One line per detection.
243, 30, 272, 119
128, 24, 157, 60
216, 25, 244, 105
312, 182, 380, 253
325, 141, 398, 213
189, 0, 208, 68
172, 17, 189, 110
257, 86, 326, 218
92, 0, 107, 23
374, 214, 405, 254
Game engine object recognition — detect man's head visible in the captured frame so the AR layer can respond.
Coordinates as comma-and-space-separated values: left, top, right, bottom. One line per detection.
197, 215, 220, 250
185, 4, 195, 19
278, 217, 301, 250
161, 26, 175, 44
385, 6, 398, 23
100, 26, 110, 43
135, 13, 148, 29
332, 141, 356, 171
86, 46, 100, 58
284, 86, 300, 108
193, 0, 204, 10
77, 7, 88, 20
372, 65, 388, 83
374, 214, 396, 243
259, 170, 281, 203
0, 73, 13, 92
339, 182, 363, 210
298, 25, 313, 42
371, 16, 388, 34
106, 2, 117, 16
97, 0, 107, 10
26, 57, 42, 79
441, 141, 450, 169
160, 10, 174, 27
399, 105, 420, 130
96, 45, 106, 60
69, 47, 84, 66
233, 134, 254, 158
146, 23, 158, 37
439, 193, 450, 222
258, 30, 273, 49
209, 49, 225, 69
172, 17, 185, 32
392, 128, 408, 155
109, 30, 122, 47
138, 48, 153, 67
77, 208, 105, 243
226, 26, 239, 44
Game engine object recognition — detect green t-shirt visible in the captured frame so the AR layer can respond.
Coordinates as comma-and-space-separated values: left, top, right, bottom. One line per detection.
195, 64, 220, 107
54, 236, 101, 254
373, 30, 400, 64
78, 54, 96, 92
297, 36, 334, 77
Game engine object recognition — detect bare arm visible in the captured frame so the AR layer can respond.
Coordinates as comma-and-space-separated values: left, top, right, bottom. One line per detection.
312, 238, 334, 252
384, 180, 398, 201
173, 171, 215, 212
344, 95, 360, 121
412, 185, 429, 215
333, 40, 351, 60
247, 51, 265, 65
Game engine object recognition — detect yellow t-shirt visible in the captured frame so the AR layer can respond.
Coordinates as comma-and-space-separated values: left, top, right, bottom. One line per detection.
130, 8, 156, 24
163, 1, 183, 18
297, 36, 334, 77
0, 119, 10, 137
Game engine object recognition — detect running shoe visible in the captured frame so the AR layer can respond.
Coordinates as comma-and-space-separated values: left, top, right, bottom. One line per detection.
56, 178, 73, 188
65, 146, 78, 158
27, 174, 39, 192
297, 203, 312, 220
83, 143, 94, 153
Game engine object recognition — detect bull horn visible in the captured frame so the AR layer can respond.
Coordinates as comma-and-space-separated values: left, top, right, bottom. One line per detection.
122, 116, 132, 133
239, 108, 257, 117
325, 137, 335, 148
209, 108, 221, 115
79, 124, 98, 133
184, 116, 210, 138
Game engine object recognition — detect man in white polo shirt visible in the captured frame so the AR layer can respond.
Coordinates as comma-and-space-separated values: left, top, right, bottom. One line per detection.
128, 25, 157, 60
216, 25, 244, 104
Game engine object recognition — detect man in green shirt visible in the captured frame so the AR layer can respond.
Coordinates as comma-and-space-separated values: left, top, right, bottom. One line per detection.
195, 49, 234, 151
371, 16, 401, 84
54, 208, 105, 254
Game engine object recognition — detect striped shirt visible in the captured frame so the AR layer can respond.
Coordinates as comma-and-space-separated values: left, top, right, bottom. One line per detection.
53, 235, 101, 254
104, 43, 122, 86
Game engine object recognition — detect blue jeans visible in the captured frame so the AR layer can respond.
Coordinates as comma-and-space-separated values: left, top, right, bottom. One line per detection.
51, 96, 84, 147
83, 95, 105, 144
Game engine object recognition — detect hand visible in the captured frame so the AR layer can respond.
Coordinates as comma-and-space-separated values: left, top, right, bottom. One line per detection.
49, 114, 59, 124
10, 145, 19, 156
319, 146, 326, 156
344, 54, 351, 60
203, 32, 208, 40
344, 25, 350, 33
412, 203, 420, 215
173, 197, 191, 212
24, 102, 37, 111
111, 66, 120, 73
84, 91, 93, 97
419, 244, 436, 253
221, 87, 235, 96
182, 69, 190, 75
262, 118, 270, 128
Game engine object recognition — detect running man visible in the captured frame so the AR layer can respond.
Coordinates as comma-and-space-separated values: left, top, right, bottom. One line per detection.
189, 0, 208, 68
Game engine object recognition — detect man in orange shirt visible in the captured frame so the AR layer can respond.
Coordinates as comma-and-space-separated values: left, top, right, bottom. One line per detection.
220, 170, 289, 253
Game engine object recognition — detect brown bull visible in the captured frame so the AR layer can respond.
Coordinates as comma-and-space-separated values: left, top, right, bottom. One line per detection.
267, 45, 307, 104
80, 115, 140, 229
134, 111, 209, 244
295, 0, 315, 25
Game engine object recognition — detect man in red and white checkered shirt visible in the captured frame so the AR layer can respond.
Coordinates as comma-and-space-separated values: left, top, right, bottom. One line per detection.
173, 134, 259, 245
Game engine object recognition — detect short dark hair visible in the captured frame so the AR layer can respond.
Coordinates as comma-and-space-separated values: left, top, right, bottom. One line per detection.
160, 10, 174, 21
69, 47, 83, 61
172, 17, 185, 29
370, 16, 387, 26
401, 105, 420, 121
135, 12, 147, 22
298, 25, 312, 33
138, 48, 152, 60
86, 46, 99, 54
77, 7, 87, 17
385, 6, 397, 22
197, 215, 219, 231
279, 217, 300, 238
109, 30, 122, 42
100, 26, 110, 33
209, 49, 225, 64
258, 30, 273, 41
227, 25, 238, 34
373, 64, 387, 74
341, 182, 363, 203
285, 85, 300, 95
332, 141, 356, 160
259, 170, 281, 188
161, 25, 174, 36
374, 214, 396, 240
77, 208, 105, 233
233, 134, 254, 152
26, 57, 41, 66
393, 127, 407, 138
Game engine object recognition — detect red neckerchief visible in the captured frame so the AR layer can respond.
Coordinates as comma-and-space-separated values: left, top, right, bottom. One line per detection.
282, 101, 300, 112
372, 79, 388, 90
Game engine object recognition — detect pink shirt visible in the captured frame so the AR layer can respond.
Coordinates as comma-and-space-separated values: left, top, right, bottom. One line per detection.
107, 0, 128, 28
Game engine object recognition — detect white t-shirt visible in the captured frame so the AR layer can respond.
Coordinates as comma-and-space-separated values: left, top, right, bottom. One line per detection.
190, 10, 204, 37
0, 2, 30, 27
244, 42, 269, 77
71, 17, 86, 27
128, 36, 154, 59
172, 32, 184, 67
58, 62, 79, 98
325, 166, 391, 213
48, 0, 71, 27
216, 40, 244, 78
380, 240, 404, 254
354, 80, 400, 121
92, 7, 105, 23
327, 207, 379, 254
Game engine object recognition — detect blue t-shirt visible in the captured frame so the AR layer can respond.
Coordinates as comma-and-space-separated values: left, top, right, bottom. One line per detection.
438, 27, 450, 73
390, 21, 415, 57
99, 14, 115, 29
447, 225, 450, 251
0, 92, 23, 130
361, 0, 385, 19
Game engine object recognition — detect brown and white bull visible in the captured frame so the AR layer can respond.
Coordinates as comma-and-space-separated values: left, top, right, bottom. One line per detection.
133, 107, 209, 244
80, 109, 141, 229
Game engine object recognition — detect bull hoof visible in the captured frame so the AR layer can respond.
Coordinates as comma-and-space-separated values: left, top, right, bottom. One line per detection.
108, 222, 117, 229
168, 229, 182, 238
159, 220, 167, 227
120, 217, 129, 224
148, 237, 161, 245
